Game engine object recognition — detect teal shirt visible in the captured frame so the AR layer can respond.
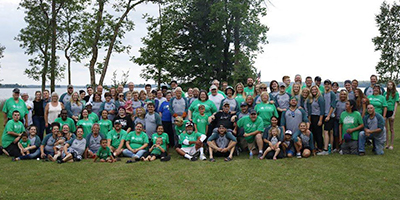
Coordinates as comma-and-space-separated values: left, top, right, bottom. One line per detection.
2, 98, 28, 120
368, 95, 388, 115
2, 120, 25, 148
383, 91, 399, 111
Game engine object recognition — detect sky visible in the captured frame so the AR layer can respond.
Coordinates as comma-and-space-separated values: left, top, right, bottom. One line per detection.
0, 0, 395, 86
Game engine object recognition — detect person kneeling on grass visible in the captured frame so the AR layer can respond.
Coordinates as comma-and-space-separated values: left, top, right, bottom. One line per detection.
358, 104, 386, 156
94, 139, 115, 163
58, 126, 87, 164
281, 130, 295, 158
260, 127, 282, 160
293, 122, 315, 158
207, 125, 237, 162
175, 121, 207, 161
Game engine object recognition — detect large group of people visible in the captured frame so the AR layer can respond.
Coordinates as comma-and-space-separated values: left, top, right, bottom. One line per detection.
1, 75, 398, 163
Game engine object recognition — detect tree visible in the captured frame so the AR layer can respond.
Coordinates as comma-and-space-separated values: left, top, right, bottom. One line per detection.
373, 1, 400, 83
134, 0, 268, 89
110, 69, 130, 88
76, 0, 157, 89
0, 44, 4, 66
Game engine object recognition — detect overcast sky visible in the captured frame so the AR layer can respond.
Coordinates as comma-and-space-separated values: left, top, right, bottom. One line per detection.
0, 0, 394, 86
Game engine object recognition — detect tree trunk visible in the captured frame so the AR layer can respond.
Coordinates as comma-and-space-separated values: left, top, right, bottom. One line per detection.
42, 51, 49, 92
157, 2, 163, 90
98, 0, 146, 86
88, 0, 105, 89
50, 0, 57, 93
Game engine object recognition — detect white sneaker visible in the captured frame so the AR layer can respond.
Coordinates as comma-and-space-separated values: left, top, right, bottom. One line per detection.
331, 149, 338, 153
339, 150, 343, 155
296, 153, 302, 159
200, 154, 206, 161
317, 151, 329, 156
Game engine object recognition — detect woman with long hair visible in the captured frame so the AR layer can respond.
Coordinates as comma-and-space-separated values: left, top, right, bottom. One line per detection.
384, 80, 399, 149
307, 86, 325, 152
354, 88, 369, 118
234, 83, 247, 105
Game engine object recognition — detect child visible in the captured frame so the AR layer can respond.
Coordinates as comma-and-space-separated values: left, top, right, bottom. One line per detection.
48, 130, 66, 161
282, 130, 295, 158
124, 92, 134, 115
94, 139, 115, 163
98, 110, 113, 136
143, 137, 167, 161
260, 127, 281, 160
18, 133, 31, 156
193, 105, 209, 135
134, 107, 146, 130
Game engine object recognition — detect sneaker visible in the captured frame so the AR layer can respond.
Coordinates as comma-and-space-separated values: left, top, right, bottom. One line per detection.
339, 150, 343, 155
296, 153, 302, 159
317, 151, 329, 156
200, 154, 206, 161
359, 152, 365, 156
160, 155, 171, 162
331, 149, 338, 153
190, 156, 198, 161
257, 153, 263, 159
57, 160, 63, 164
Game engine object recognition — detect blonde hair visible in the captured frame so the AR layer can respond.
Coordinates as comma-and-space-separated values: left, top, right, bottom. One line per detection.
135, 107, 146, 118
308, 85, 321, 103
69, 92, 81, 106
260, 91, 269, 103
291, 83, 302, 96
234, 83, 246, 99
268, 127, 281, 138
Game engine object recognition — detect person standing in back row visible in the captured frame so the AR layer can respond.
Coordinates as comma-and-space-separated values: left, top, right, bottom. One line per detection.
317, 80, 336, 156
2, 88, 28, 128
244, 78, 255, 97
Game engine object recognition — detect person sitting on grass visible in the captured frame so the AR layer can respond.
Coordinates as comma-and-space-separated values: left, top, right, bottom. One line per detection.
207, 125, 237, 162
13, 125, 42, 161
58, 126, 87, 164
1, 110, 26, 157
40, 122, 60, 159
175, 121, 206, 161
85, 123, 106, 158
94, 139, 115, 163
48, 129, 67, 161
146, 125, 170, 161
260, 127, 282, 160
358, 104, 386, 156
107, 120, 127, 158
143, 137, 167, 162
293, 122, 315, 158
17, 132, 30, 156
124, 123, 149, 163
281, 130, 295, 158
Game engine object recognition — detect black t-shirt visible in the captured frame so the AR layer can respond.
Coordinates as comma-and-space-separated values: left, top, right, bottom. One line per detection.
33, 99, 44, 117
211, 111, 234, 130
83, 95, 90, 103
113, 114, 133, 131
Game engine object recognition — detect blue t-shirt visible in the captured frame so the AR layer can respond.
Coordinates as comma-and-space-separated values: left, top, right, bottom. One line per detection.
159, 101, 172, 122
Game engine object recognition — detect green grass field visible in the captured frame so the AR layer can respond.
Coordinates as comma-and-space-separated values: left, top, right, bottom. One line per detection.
0, 114, 399, 199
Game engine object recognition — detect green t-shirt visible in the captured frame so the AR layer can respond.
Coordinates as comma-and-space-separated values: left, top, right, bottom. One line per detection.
2, 98, 28, 120
88, 112, 99, 123
254, 102, 278, 128
235, 95, 245, 105
175, 120, 189, 136
55, 117, 76, 133
97, 146, 112, 160
76, 119, 94, 138
2, 120, 25, 148
383, 91, 399, 111
285, 85, 292, 94
125, 131, 149, 150
237, 116, 264, 143
179, 132, 203, 148
339, 111, 363, 140
193, 113, 209, 134
151, 132, 169, 155
319, 85, 325, 94
189, 99, 217, 117
98, 119, 113, 135
244, 87, 255, 96
367, 95, 388, 115
19, 139, 31, 148
106, 129, 127, 149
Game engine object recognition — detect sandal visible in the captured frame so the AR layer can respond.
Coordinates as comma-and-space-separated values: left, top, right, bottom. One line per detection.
209, 158, 215, 162
224, 157, 232, 162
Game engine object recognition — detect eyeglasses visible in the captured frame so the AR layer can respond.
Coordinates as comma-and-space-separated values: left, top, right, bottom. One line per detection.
260, 87, 267, 90
119, 95, 124, 97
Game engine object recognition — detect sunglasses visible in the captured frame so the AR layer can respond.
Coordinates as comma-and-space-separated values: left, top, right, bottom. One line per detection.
260, 87, 267, 90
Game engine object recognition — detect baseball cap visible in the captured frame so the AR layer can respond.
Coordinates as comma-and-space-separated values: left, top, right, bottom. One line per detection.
223, 101, 230, 106
13, 88, 20, 93
279, 83, 286, 88
344, 133, 352, 142
114, 120, 121, 125
250, 109, 257, 115
225, 86, 234, 93
85, 102, 93, 107
185, 121, 194, 127
67, 84, 73, 89
210, 85, 218, 90
285, 130, 293, 135
240, 102, 248, 107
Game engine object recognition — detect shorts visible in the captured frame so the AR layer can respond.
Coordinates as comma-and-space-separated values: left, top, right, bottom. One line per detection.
386, 111, 394, 118
323, 117, 334, 131
247, 140, 256, 151
181, 146, 199, 156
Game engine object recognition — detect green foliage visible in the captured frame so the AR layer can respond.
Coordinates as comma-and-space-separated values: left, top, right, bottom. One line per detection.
134, 0, 268, 89
0, 44, 4, 62
110, 69, 130, 88
373, 1, 400, 84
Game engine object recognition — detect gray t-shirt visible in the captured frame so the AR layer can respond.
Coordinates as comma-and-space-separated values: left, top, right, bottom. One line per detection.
71, 103, 83, 116
171, 97, 187, 116
366, 115, 386, 142
145, 113, 160, 138
275, 93, 290, 110
324, 91, 336, 117
220, 97, 238, 112
300, 134, 310, 148
43, 135, 57, 153
68, 138, 87, 156
283, 109, 307, 133
61, 93, 72, 105
270, 136, 279, 146
348, 91, 355, 101
92, 102, 102, 116
87, 134, 104, 153
335, 101, 346, 120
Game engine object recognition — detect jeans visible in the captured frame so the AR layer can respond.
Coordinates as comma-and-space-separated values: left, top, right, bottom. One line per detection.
18, 149, 41, 160
122, 149, 147, 158
359, 131, 385, 155
33, 116, 45, 140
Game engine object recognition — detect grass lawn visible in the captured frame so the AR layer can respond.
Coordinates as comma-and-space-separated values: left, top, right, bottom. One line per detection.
0, 113, 399, 199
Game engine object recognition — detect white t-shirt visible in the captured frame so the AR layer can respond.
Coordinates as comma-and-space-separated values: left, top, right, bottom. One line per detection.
208, 93, 224, 110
